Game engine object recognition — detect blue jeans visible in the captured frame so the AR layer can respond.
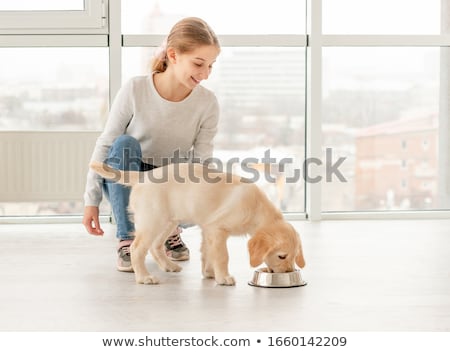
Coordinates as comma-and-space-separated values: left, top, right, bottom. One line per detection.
103, 135, 155, 241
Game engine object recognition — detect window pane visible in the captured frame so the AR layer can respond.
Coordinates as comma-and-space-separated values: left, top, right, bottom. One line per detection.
122, 0, 305, 34
0, 0, 84, 11
123, 47, 306, 212
323, 0, 442, 34
322, 47, 450, 211
0, 48, 109, 131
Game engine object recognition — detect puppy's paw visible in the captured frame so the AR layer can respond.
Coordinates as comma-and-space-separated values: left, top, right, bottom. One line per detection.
216, 275, 236, 286
136, 275, 160, 285
163, 261, 182, 272
202, 270, 215, 279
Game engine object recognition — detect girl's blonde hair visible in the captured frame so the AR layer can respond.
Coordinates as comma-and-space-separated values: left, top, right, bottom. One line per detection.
152, 17, 220, 73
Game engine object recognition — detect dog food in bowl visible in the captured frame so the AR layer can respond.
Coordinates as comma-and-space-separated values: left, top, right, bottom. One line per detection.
248, 268, 307, 288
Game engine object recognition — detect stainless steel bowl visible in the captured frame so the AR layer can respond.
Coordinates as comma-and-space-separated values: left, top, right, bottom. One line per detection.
248, 268, 307, 288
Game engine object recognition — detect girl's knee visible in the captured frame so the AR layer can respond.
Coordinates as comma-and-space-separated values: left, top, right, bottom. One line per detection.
113, 135, 140, 151
107, 135, 142, 170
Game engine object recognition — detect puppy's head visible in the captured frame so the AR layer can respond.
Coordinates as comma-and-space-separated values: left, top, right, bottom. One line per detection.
248, 221, 305, 273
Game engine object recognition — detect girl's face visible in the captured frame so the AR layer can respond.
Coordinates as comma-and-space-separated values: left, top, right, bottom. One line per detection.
168, 44, 220, 90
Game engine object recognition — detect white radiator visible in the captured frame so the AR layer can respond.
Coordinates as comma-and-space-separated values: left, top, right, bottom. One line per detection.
0, 131, 99, 202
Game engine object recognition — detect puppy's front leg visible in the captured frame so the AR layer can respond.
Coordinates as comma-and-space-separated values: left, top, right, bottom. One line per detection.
205, 231, 235, 286
201, 235, 214, 279
131, 235, 159, 284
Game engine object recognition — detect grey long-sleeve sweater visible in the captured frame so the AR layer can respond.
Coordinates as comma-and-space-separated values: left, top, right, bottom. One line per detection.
84, 74, 219, 206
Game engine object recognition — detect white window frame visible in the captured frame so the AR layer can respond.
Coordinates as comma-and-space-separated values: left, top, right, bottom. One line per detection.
0, 0, 107, 34
1, 0, 449, 223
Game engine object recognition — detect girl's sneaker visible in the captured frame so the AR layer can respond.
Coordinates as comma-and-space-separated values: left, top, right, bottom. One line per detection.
165, 227, 190, 261
117, 239, 134, 272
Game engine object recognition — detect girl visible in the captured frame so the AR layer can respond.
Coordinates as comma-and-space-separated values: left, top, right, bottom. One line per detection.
82, 17, 220, 272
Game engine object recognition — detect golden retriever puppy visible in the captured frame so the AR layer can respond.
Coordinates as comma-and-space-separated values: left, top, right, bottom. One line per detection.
90, 162, 305, 286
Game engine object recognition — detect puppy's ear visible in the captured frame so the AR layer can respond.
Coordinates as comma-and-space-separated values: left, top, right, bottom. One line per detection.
295, 234, 306, 268
248, 232, 271, 267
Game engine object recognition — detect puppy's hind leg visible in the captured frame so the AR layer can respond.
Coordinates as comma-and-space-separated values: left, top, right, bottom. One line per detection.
131, 232, 159, 284
149, 221, 182, 273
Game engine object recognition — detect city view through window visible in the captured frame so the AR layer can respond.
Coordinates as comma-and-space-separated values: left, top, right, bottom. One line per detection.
322, 47, 449, 211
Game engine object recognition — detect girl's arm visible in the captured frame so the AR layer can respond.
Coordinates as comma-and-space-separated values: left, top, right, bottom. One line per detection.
83, 78, 135, 207
192, 96, 220, 162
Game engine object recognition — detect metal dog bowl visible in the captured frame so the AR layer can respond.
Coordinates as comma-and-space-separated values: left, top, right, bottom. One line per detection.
248, 268, 307, 288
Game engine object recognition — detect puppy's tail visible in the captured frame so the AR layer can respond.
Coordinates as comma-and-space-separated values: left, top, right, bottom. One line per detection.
90, 161, 141, 186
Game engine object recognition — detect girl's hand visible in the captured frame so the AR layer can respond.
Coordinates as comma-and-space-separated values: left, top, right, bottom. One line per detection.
83, 206, 104, 236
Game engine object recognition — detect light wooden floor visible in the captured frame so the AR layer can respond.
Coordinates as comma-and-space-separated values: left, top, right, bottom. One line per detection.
0, 219, 449, 332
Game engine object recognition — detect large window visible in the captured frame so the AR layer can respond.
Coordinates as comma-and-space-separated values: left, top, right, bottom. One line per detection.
318, 0, 450, 215
121, 0, 307, 213
1, 0, 449, 220
0, 48, 108, 131
322, 47, 447, 211
323, 0, 441, 34
0, 0, 108, 218
0, 1, 84, 11
123, 47, 306, 212
0, 0, 104, 31
122, 0, 305, 34
0, 47, 108, 216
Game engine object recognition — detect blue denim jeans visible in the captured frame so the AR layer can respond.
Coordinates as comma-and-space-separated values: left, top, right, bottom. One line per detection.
103, 135, 155, 241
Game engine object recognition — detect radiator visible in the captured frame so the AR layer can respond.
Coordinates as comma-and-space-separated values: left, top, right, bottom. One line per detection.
0, 131, 99, 202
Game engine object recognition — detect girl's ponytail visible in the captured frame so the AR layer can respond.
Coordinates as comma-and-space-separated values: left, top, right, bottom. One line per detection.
151, 39, 168, 72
